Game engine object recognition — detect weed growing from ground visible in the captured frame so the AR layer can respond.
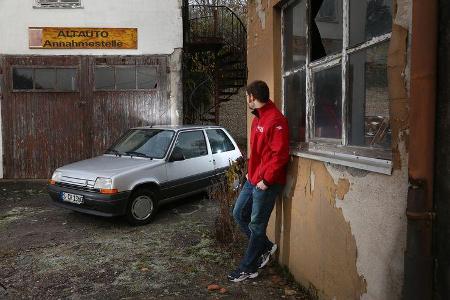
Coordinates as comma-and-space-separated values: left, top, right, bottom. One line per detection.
208, 157, 247, 246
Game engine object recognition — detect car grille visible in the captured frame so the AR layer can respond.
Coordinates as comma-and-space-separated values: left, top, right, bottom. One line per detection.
57, 176, 98, 192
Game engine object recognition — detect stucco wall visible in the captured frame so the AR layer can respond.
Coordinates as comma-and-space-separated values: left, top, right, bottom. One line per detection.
247, 0, 410, 299
0, 0, 183, 55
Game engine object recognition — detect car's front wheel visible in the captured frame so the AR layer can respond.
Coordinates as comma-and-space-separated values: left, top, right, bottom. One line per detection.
126, 189, 157, 225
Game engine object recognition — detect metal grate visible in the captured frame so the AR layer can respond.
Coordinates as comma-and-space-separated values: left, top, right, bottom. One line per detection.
34, 0, 82, 8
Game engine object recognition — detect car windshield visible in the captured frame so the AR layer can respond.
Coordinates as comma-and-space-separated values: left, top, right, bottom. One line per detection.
106, 129, 175, 159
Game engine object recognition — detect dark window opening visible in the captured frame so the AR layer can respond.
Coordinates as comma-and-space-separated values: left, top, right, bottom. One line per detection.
285, 70, 306, 145
313, 65, 342, 139
12, 67, 78, 92
13, 69, 34, 90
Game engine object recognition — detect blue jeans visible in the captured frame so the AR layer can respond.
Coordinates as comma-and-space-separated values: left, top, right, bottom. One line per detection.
232, 180, 283, 272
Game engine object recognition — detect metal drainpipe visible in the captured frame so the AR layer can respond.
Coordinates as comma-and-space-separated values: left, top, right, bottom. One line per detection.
403, 0, 438, 299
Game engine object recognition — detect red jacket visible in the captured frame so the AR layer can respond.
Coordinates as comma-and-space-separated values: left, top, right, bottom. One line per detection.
248, 101, 290, 186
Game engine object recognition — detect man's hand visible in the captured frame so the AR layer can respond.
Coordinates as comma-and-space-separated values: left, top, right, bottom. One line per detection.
245, 173, 248, 180
256, 180, 268, 190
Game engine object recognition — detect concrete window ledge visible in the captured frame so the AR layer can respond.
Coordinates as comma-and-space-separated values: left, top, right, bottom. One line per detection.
291, 149, 393, 175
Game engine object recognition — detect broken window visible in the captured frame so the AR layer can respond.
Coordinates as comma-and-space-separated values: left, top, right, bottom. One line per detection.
12, 67, 78, 92
281, 0, 393, 173
94, 65, 158, 91
311, 0, 343, 61
34, 0, 82, 8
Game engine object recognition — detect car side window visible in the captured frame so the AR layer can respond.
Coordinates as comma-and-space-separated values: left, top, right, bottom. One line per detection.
174, 131, 208, 159
206, 129, 235, 154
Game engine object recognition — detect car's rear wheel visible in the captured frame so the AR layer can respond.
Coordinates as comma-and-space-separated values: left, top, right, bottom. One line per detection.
126, 189, 157, 225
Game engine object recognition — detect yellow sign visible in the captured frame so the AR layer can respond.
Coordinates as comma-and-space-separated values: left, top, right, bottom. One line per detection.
29, 27, 138, 49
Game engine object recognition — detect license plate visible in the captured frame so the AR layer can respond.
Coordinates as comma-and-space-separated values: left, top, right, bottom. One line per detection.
61, 192, 84, 204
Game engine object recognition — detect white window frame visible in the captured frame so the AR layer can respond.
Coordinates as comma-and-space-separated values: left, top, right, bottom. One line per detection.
281, 0, 393, 174
34, 0, 83, 9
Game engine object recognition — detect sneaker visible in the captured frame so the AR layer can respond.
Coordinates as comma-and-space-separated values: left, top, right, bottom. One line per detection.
258, 244, 278, 269
227, 268, 259, 282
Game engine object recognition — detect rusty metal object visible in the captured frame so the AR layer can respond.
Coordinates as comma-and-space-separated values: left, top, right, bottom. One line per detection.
404, 180, 434, 300
403, 0, 438, 298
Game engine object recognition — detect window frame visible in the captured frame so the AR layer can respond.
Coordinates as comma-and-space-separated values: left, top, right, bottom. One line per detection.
281, 0, 393, 174
34, 0, 83, 9
173, 130, 209, 160
11, 66, 79, 93
94, 65, 159, 92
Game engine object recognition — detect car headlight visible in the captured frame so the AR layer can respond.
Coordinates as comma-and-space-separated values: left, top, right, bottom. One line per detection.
51, 171, 62, 182
94, 177, 113, 189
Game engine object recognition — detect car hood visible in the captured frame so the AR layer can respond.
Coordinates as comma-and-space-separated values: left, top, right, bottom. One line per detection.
56, 155, 164, 181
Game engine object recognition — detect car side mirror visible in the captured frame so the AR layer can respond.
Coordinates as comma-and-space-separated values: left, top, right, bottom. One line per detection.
169, 147, 185, 162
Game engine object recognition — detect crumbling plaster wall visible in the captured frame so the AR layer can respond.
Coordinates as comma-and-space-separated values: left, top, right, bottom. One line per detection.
247, 0, 410, 299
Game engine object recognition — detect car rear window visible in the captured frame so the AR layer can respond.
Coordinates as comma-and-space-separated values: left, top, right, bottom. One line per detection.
206, 129, 235, 154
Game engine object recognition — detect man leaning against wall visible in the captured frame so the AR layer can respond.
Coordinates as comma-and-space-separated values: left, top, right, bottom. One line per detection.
228, 80, 290, 282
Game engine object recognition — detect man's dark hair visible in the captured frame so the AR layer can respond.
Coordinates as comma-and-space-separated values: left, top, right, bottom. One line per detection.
246, 80, 270, 103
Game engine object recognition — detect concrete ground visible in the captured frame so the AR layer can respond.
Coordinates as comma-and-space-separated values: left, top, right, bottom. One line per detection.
0, 181, 311, 299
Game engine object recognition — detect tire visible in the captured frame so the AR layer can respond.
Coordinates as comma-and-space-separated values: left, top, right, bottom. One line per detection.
126, 189, 158, 225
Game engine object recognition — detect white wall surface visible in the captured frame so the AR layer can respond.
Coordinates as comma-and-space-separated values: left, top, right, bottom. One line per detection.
0, 0, 183, 55
328, 142, 409, 300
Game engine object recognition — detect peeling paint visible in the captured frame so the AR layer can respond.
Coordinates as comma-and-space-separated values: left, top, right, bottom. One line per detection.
336, 178, 350, 200
249, 0, 411, 299
276, 158, 367, 299
394, 0, 411, 29
255, 0, 266, 30
388, 23, 409, 170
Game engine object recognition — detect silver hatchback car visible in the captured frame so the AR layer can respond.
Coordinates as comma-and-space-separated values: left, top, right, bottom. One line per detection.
48, 125, 242, 225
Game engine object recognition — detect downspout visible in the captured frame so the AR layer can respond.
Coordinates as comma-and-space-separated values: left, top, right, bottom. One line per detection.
403, 0, 438, 299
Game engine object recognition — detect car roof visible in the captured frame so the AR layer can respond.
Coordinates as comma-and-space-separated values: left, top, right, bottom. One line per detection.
131, 125, 224, 132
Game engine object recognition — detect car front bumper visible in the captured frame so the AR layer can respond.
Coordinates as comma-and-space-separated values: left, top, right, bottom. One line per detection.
48, 184, 131, 217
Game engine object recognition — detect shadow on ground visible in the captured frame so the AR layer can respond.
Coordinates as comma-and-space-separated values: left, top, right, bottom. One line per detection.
0, 181, 311, 299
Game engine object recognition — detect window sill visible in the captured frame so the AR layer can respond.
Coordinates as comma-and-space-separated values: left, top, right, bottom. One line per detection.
290, 149, 392, 175
33, 6, 83, 9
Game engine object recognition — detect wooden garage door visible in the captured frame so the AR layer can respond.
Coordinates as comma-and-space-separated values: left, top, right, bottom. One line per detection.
1, 55, 169, 178
1, 56, 90, 178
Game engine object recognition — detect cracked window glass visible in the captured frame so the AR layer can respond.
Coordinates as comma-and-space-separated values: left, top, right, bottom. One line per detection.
283, 0, 307, 70
349, 0, 392, 47
313, 65, 342, 139
284, 71, 306, 145
311, 0, 342, 61
349, 42, 390, 148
